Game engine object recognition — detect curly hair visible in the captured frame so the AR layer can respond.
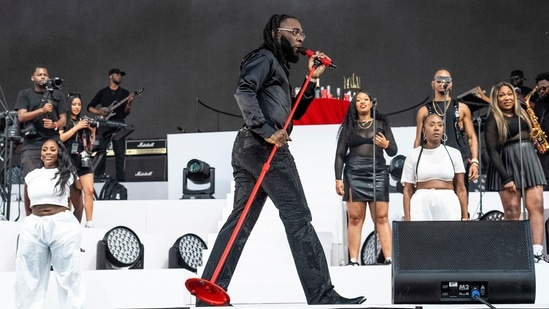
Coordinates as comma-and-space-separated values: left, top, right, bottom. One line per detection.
261, 14, 296, 70
337, 90, 388, 142
43, 139, 77, 196
535, 72, 549, 84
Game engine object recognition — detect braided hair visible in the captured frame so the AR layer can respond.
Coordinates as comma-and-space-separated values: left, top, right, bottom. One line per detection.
262, 14, 296, 70
337, 90, 388, 142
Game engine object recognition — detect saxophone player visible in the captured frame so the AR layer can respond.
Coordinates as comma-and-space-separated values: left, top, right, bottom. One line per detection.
534, 72, 549, 189
484, 81, 547, 263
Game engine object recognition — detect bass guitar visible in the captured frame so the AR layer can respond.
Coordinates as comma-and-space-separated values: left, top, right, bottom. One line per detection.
97, 88, 144, 120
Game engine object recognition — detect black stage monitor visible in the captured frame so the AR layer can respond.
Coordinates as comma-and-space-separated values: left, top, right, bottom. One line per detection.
392, 220, 535, 304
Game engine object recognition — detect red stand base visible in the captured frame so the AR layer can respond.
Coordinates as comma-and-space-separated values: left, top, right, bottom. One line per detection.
185, 278, 231, 306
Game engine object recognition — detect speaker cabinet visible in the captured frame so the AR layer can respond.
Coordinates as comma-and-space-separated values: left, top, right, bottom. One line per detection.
124, 155, 167, 182
392, 220, 535, 304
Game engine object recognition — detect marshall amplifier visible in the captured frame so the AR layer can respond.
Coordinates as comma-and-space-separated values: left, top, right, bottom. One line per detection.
125, 139, 167, 156
124, 139, 167, 182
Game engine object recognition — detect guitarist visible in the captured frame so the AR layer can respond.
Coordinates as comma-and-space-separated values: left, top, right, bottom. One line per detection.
87, 68, 134, 182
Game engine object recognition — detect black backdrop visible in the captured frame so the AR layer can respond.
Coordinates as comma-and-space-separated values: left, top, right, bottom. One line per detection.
1, 0, 548, 139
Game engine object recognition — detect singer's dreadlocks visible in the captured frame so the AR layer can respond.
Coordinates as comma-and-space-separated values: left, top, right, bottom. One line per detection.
262, 14, 296, 70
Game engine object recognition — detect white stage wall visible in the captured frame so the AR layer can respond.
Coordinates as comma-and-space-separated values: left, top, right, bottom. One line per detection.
167, 125, 418, 200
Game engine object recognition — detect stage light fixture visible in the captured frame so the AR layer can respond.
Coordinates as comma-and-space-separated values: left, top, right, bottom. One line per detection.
168, 233, 207, 273
389, 155, 406, 193
389, 155, 406, 181
182, 159, 215, 199
96, 226, 144, 269
480, 210, 504, 221
360, 230, 385, 265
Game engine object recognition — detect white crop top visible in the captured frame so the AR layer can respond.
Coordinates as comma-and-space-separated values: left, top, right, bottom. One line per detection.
401, 144, 465, 184
25, 167, 75, 208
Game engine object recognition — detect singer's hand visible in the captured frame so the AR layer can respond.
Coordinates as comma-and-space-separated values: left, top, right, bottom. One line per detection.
265, 129, 292, 147
307, 51, 329, 78
504, 181, 517, 194
468, 164, 479, 181
374, 132, 388, 148
335, 179, 344, 196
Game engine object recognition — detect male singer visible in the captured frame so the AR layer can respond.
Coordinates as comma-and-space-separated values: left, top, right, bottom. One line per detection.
197, 14, 366, 306
413, 69, 479, 190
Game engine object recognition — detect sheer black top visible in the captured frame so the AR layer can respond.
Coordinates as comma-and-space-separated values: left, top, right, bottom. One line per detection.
335, 119, 398, 180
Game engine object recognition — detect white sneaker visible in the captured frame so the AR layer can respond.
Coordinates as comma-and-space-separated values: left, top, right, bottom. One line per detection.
85, 222, 95, 228
534, 254, 548, 263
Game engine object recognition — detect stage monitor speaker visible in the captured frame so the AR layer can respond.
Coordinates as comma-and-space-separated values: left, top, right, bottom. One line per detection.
124, 155, 167, 182
392, 220, 535, 304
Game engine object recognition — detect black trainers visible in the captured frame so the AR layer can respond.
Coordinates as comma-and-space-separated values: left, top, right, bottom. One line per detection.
347, 261, 360, 266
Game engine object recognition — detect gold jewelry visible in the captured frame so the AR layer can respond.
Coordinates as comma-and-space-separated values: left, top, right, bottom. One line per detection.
432, 100, 450, 117
357, 119, 373, 129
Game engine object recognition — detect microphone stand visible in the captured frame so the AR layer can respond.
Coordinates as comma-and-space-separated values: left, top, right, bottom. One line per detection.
518, 107, 527, 219
474, 110, 486, 219
442, 84, 450, 144
371, 98, 379, 263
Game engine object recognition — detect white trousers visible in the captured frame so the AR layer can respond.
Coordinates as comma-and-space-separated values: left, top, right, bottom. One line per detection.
12, 210, 84, 309
410, 189, 461, 221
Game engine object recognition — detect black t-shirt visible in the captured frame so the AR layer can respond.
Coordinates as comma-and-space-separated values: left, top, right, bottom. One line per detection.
87, 86, 130, 121
14, 88, 68, 149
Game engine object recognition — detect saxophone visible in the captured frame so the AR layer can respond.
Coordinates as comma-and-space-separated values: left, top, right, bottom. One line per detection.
523, 86, 549, 154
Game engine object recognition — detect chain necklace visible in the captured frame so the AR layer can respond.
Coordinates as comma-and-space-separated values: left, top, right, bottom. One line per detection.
357, 119, 373, 129
432, 100, 450, 117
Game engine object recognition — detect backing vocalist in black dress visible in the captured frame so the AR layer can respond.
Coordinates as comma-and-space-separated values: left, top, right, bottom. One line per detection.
335, 90, 398, 265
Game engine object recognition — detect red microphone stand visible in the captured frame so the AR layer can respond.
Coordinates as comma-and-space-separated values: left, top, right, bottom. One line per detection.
185, 60, 321, 306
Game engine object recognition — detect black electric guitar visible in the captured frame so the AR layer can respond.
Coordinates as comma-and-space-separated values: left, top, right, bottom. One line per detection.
97, 88, 144, 120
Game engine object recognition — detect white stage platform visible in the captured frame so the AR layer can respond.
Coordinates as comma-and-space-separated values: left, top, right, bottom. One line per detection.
1, 198, 549, 308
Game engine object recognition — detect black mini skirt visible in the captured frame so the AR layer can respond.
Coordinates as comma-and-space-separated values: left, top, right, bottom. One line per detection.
343, 156, 389, 202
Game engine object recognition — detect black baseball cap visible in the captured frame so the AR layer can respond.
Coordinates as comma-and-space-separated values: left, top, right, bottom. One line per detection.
108, 68, 126, 76
510, 70, 524, 79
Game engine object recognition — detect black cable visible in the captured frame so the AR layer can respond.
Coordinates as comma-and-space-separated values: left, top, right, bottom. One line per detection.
384, 96, 430, 116
472, 289, 497, 309
196, 98, 241, 118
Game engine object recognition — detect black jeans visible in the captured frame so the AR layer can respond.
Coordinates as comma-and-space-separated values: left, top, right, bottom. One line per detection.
94, 128, 126, 182
199, 129, 338, 304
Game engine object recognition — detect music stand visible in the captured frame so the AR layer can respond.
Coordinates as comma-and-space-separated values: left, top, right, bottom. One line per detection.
457, 87, 490, 112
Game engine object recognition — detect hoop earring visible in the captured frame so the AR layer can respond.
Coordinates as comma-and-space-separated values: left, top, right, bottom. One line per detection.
441, 133, 448, 142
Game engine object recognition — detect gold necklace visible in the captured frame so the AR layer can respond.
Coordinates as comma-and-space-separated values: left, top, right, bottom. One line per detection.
432, 100, 450, 117
357, 119, 373, 129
